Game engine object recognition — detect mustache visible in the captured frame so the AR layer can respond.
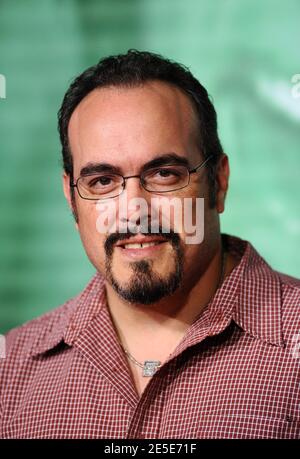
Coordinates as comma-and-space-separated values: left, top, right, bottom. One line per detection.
104, 227, 181, 257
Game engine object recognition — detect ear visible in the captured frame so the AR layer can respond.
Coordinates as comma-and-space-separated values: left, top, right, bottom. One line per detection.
215, 154, 230, 214
62, 172, 79, 229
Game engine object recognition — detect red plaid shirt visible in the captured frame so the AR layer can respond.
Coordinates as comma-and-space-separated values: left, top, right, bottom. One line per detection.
1, 234, 300, 439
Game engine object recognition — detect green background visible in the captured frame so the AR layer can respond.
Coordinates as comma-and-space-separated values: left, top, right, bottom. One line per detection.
0, 0, 299, 333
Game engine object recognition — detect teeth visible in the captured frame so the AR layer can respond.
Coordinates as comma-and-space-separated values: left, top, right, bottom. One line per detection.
123, 242, 160, 249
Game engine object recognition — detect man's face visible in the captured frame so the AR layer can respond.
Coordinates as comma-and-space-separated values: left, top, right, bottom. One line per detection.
64, 81, 226, 305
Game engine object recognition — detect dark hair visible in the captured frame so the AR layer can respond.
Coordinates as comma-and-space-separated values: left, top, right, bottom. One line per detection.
58, 49, 223, 207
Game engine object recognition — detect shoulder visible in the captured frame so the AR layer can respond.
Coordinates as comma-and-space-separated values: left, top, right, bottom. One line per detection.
225, 233, 300, 349
276, 271, 300, 341
276, 271, 300, 289
2, 296, 78, 363
276, 270, 300, 311
1, 272, 104, 367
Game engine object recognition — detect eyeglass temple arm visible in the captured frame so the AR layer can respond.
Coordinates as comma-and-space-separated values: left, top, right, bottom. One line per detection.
189, 154, 214, 173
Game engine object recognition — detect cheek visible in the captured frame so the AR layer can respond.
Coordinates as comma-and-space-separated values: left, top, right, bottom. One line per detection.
174, 193, 206, 245
77, 201, 99, 233
183, 238, 197, 257
76, 202, 107, 266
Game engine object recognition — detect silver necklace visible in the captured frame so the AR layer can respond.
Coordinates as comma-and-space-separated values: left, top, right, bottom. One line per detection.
122, 348, 162, 377
122, 245, 226, 377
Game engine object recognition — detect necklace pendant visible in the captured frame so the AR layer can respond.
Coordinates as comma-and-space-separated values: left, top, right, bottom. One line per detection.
142, 360, 161, 377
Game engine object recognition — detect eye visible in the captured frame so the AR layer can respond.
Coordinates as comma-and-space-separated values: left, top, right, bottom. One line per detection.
88, 175, 115, 188
142, 167, 186, 189
147, 167, 182, 179
157, 169, 177, 177
97, 176, 112, 186
153, 167, 183, 180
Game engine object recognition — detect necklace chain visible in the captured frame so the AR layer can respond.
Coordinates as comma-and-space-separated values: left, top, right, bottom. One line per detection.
121, 244, 226, 376
122, 347, 162, 370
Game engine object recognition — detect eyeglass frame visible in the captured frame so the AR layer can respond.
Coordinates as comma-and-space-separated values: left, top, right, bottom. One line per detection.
70, 154, 215, 200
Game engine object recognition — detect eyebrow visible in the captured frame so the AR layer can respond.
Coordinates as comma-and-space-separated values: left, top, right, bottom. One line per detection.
80, 163, 122, 176
79, 153, 190, 177
141, 153, 190, 172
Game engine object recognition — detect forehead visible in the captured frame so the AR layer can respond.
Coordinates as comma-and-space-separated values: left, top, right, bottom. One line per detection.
68, 81, 200, 174
71, 80, 197, 121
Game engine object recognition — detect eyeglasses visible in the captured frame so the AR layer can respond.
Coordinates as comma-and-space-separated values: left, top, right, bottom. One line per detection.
70, 154, 214, 200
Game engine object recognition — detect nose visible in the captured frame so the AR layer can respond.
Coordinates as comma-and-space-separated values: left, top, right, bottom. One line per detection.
124, 175, 143, 197
123, 174, 152, 200
119, 176, 152, 230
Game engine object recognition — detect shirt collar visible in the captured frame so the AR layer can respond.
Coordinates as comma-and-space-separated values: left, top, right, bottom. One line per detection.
29, 274, 106, 357
29, 233, 285, 358
228, 234, 284, 347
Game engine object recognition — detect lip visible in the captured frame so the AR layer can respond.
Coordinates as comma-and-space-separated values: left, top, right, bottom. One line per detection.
115, 235, 168, 248
116, 242, 167, 259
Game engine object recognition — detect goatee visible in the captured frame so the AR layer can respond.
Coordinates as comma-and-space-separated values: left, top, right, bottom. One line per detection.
104, 229, 184, 305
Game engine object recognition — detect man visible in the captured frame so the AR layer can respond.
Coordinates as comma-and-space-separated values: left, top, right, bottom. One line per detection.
1, 50, 299, 439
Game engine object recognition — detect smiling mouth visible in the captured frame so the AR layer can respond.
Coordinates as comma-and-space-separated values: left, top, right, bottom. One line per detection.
115, 233, 169, 251
115, 239, 168, 258
119, 241, 165, 249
